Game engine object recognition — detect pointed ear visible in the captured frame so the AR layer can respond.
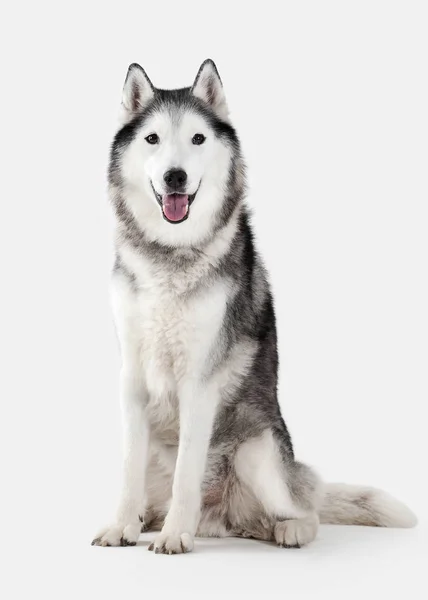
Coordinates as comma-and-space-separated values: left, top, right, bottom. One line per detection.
121, 63, 154, 122
191, 59, 228, 120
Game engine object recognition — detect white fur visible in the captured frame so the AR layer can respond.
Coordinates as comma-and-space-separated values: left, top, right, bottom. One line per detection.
151, 378, 220, 551
118, 109, 233, 248
235, 430, 309, 520
320, 483, 418, 528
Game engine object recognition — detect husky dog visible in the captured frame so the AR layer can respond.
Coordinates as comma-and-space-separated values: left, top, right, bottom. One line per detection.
92, 60, 416, 553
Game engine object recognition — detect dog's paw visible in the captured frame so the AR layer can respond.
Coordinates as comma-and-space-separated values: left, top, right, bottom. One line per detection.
274, 514, 319, 548
148, 531, 194, 555
91, 522, 141, 547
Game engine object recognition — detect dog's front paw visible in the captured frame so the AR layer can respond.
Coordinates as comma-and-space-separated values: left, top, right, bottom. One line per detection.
91, 521, 141, 547
148, 531, 194, 555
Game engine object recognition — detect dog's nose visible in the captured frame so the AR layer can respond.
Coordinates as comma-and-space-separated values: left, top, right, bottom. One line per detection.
163, 168, 187, 190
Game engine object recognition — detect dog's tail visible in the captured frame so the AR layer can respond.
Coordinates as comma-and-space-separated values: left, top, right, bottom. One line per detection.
319, 483, 417, 528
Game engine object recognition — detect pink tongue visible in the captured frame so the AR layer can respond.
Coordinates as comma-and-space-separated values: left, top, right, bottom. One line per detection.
162, 194, 189, 222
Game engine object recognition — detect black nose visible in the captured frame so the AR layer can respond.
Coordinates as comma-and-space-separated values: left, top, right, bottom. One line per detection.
163, 168, 187, 190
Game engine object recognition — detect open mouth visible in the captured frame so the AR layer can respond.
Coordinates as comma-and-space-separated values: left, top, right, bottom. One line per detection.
151, 183, 198, 224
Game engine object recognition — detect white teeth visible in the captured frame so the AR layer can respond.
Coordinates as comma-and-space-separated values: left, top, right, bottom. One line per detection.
185, 204, 189, 215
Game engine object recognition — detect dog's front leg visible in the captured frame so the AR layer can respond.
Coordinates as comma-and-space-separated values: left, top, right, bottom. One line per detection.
92, 368, 149, 546
149, 380, 218, 554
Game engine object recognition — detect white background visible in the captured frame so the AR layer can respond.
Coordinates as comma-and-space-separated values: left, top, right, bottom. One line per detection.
1, 1, 427, 598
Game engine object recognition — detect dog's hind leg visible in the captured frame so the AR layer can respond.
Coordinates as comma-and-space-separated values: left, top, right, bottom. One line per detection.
234, 429, 321, 547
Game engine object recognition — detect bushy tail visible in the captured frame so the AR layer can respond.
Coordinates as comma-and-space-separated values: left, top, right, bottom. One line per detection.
319, 483, 417, 528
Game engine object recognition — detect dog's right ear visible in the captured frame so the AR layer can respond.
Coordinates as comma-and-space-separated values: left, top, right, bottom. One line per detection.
120, 63, 154, 123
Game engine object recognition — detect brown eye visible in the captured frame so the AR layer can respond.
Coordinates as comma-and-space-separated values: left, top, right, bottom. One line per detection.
192, 133, 206, 145
145, 133, 159, 144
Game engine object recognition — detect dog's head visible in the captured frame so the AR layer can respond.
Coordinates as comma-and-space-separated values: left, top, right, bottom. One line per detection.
109, 60, 245, 247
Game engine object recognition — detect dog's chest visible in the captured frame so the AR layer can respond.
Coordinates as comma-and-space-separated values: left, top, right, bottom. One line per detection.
136, 281, 195, 397
123, 252, 230, 403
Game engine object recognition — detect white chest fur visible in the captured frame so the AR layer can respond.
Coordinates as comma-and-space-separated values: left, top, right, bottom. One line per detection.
112, 244, 231, 439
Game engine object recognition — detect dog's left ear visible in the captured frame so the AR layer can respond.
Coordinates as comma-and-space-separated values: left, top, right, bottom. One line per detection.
191, 59, 229, 120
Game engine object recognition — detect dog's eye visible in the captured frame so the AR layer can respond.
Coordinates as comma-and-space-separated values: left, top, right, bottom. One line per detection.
192, 133, 206, 145
145, 134, 159, 145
